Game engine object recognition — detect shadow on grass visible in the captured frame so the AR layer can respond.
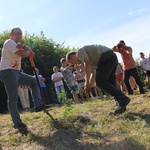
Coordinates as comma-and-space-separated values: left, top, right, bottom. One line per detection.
24, 115, 147, 150
124, 112, 150, 125
26, 130, 147, 150
100, 138, 147, 150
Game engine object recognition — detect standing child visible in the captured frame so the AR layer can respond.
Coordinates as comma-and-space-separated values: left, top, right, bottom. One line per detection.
33, 68, 51, 105
73, 64, 89, 100
60, 58, 80, 104
115, 63, 126, 93
51, 66, 64, 104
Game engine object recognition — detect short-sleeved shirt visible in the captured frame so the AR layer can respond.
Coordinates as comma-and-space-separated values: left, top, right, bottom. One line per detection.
77, 45, 112, 69
139, 58, 150, 71
51, 72, 64, 87
60, 66, 77, 87
0, 39, 21, 70
33, 74, 46, 87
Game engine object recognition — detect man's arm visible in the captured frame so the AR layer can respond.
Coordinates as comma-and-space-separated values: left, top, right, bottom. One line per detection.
52, 77, 63, 83
64, 64, 72, 72
112, 46, 120, 52
15, 44, 35, 57
39, 77, 46, 82
113, 46, 132, 58
83, 56, 94, 92
89, 69, 96, 87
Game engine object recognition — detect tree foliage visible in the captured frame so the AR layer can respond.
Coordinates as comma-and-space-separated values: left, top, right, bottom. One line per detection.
135, 58, 147, 87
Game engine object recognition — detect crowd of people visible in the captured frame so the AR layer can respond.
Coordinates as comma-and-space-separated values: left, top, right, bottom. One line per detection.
51, 59, 107, 104
0, 27, 149, 131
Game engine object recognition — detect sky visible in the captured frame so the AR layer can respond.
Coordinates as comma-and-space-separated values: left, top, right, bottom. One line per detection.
0, 0, 150, 62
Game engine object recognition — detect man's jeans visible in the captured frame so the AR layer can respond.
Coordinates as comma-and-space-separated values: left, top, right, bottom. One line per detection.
124, 68, 145, 94
55, 85, 64, 103
0, 69, 43, 125
96, 51, 121, 98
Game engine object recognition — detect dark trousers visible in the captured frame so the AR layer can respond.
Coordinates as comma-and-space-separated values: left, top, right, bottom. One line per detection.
124, 68, 145, 94
41, 87, 51, 104
96, 51, 120, 98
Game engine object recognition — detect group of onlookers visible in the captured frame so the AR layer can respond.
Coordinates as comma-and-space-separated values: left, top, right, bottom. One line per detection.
50, 40, 150, 106
0, 27, 149, 130
115, 44, 150, 94
18, 40, 150, 111
51, 58, 111, 105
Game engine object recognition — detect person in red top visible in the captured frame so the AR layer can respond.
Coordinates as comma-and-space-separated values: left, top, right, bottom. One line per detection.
113, 40, 145, 95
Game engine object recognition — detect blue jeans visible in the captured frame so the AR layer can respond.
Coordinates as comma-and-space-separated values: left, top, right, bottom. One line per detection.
55, 85, 64, 103
96, 51, 125, 101
0, 69, 43, 126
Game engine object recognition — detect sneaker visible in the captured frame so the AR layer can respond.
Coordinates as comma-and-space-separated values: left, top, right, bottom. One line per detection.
115, 101, 120, 111
121, 97, 130, 107
115, 97, 130, 114
35, 104, 52, 112
14, 123, 27, 129
14, 123, 28, 135
115, 102, 126, 114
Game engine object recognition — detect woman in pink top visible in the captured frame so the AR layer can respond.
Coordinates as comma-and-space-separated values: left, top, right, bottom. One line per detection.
113, 40, 144, 95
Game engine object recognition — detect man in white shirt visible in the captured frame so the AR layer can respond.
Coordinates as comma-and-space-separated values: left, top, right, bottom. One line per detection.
139, 52, 150, 88
0, 27, 51, 130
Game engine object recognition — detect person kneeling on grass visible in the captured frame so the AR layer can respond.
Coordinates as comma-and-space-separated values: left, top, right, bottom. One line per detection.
66, 44, 131, 114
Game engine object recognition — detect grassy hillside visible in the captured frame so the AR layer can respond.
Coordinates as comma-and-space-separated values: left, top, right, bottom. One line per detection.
0, 91, 150, 150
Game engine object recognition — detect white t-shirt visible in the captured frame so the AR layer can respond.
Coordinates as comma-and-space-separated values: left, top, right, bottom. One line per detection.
0, 39, 21, 70
51, 72, 64, 87
139, 58, 150, 71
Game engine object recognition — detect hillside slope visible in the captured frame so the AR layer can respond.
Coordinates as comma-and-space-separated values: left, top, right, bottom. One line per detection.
0, 91, 150, 150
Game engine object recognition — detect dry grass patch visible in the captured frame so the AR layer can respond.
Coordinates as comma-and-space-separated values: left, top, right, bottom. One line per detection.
0, 91, 150, 150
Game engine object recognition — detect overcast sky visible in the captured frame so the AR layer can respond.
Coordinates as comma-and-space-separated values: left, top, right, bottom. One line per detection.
0, 0, 150, 62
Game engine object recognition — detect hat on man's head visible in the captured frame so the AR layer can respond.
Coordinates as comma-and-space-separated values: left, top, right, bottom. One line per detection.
11, 27, 21, 33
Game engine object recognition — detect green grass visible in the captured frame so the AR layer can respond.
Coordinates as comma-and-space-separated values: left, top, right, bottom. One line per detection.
0, 91, 150, 150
